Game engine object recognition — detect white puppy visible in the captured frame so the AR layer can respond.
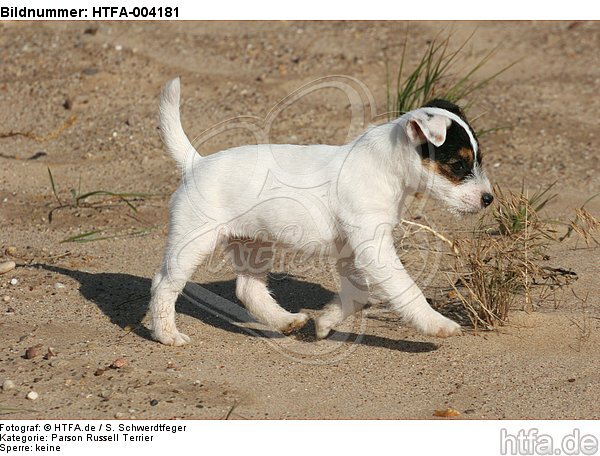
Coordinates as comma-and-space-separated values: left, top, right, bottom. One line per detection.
148, 78, 493, 346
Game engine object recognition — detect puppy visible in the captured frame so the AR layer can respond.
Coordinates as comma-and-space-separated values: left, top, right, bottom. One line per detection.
148, 78, 493, 346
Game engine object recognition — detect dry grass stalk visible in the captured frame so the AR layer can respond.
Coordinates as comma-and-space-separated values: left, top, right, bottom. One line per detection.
400, 219, 458, 254
561, 207, 600, 247
0, 115, 76, 142
568, 290, 592, 352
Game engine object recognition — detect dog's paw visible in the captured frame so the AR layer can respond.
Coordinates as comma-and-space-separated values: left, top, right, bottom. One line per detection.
433, 319, 461, 338
314, 313, 337, 340
415, 312, 462, 338
279, 313, 309, 334
152, 328, 191, 346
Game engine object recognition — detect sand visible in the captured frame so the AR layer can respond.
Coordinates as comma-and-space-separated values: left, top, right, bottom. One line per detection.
0, 21, 598, 419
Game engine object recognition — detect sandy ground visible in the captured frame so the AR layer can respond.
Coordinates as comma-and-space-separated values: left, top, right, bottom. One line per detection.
0, 21, 599, 420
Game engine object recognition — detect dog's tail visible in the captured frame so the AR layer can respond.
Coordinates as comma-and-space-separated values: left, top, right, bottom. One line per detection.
159, 77, 197, 169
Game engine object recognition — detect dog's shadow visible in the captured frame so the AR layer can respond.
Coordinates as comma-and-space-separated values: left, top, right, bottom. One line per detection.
36, 264, 438, 354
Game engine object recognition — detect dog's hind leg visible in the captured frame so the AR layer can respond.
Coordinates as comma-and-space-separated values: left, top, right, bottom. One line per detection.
235, 274, 309, 333
148, 228, 218, 346
230, 241, 308, 333
315, 261, 369, 340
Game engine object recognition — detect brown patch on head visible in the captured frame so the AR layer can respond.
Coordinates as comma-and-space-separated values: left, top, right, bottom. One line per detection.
458, 147, 475, 164
422, 160, 462, 185
422, 147, 476, 185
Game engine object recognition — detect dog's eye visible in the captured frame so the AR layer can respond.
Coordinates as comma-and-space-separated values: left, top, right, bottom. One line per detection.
450, 161, 468, 173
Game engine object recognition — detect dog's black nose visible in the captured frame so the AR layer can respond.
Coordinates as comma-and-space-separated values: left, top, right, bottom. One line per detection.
482, 192, 494, 207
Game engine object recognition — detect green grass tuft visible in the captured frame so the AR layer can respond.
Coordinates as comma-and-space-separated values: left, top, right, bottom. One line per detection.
46, 166, 153, 223
385, 32, 519, 126
493, 182, 558, 235
60, 228, 156, 243
46, 167, 157, 243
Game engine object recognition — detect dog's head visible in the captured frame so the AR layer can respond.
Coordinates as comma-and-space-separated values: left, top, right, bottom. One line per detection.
405, 99, 493, 215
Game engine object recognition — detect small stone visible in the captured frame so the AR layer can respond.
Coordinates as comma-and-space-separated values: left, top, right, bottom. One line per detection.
114, 412, 127, 419
150, 399, 158, 406
100, 390, 112, 399
433, 408, 461, 418
2, 379, 15, 391
54, 283, 66, 290
43, 347, 57, 360
166, 361, 180, 372
63, 98, 73, 110
94, 368, 105, 376
115, 44, 123, 51
0, 261, 16, 275
568, 378, 576, 383
83, 26, 98, 35
9, 278, 18, 286
50, 359, 66, 368
110, 358, 127, 369
2, 296, 9, 302
25, 344, 43, 359
26, 391, 39, 400
82, 67, 99, 76
5, 246, 17, 256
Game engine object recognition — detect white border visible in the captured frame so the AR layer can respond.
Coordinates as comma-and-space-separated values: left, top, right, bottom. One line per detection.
7, 0, 600, 20
0, 420, 599, 456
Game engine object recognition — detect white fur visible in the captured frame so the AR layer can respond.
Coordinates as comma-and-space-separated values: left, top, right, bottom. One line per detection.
148, 78, 493, 346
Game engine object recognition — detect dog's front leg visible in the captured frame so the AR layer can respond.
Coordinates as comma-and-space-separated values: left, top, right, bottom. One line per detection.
348, 223, 461, 338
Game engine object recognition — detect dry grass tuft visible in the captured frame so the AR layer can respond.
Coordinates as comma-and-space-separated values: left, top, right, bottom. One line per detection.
447, 185, 593, 329
560, 201, 600, 246
409, 184, 596, 331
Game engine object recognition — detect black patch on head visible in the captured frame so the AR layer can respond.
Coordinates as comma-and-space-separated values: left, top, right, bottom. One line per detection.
423, 99, 466, 120
416, 99, 482, 182
422, 99, 480, 160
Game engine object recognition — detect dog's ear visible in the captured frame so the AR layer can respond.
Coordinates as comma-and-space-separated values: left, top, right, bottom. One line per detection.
406, 110, 452, 147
